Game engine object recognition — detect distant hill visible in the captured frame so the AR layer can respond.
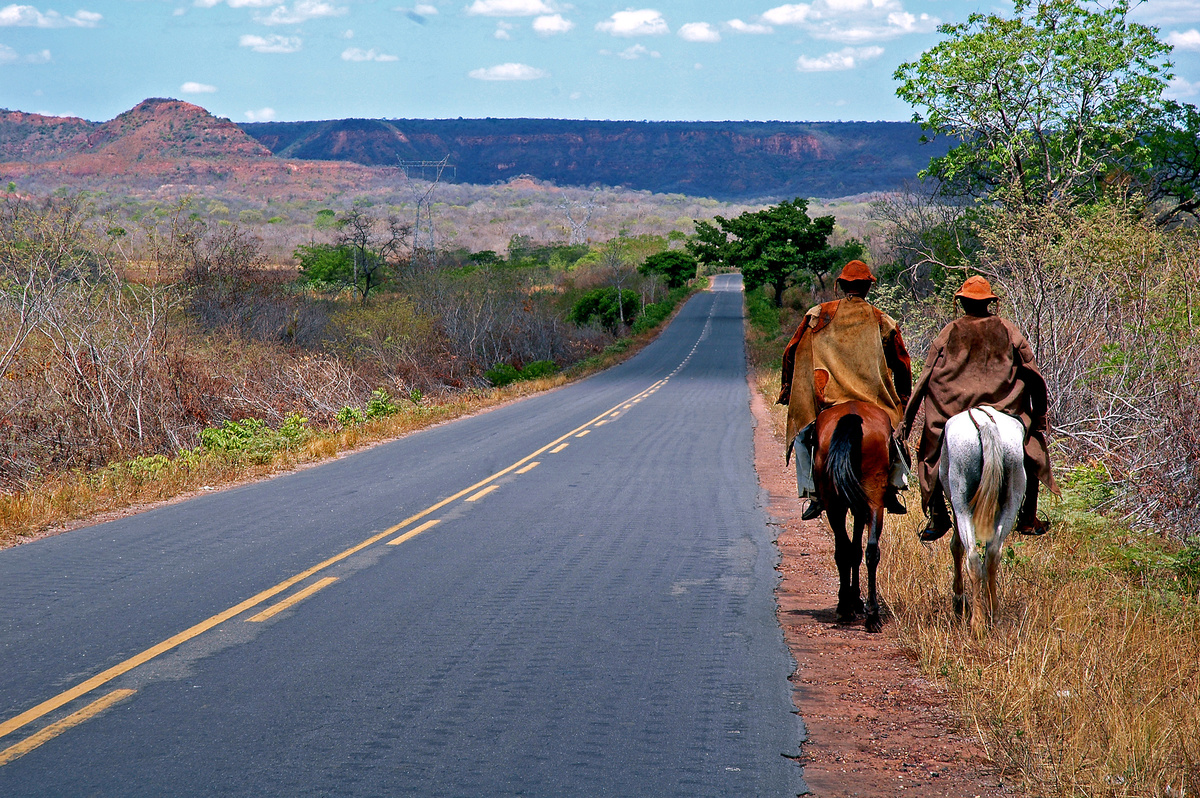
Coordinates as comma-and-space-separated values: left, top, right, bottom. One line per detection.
0, 98, 376, 191
0, 99, 944, 200
240, 118, 945, 200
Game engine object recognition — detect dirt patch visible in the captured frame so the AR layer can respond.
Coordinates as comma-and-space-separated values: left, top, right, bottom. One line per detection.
749, 382, 1007, 798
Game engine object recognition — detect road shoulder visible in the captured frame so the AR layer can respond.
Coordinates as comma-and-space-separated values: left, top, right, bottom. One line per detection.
748, 375, 1006, 798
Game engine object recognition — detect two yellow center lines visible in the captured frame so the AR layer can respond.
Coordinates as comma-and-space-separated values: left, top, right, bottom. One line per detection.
0, 378, 667, 767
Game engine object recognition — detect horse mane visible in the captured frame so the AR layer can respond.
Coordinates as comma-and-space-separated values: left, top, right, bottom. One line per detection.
969, 408, 1004, 539
827, 413, 869, 518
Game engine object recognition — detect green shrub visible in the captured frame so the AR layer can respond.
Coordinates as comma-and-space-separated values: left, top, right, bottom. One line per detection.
365, 389, 399, 419
569, 287, 641, 332
485, 363, 522, 387
631, 285, 690, 334
336, 406, 365, 428
520, 360, 558, 380
199, 413, 310, 463
745, 287, 781, 337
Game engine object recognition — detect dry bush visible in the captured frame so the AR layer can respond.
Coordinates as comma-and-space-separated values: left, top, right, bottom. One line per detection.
977, 203, 1200, 540
881, 504, 1200, 798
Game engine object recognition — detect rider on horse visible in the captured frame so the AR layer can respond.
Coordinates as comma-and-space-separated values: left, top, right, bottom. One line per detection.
899, 275, 1059, 542
777, 260, 913, 521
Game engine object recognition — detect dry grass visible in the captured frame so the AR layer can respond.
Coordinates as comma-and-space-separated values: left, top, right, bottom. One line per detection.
0, 281, 692, 549
0, 373, 565, 548
753, 359, 1200, 798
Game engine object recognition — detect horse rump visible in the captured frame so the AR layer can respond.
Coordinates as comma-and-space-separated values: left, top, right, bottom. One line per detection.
827, 413, 868, 518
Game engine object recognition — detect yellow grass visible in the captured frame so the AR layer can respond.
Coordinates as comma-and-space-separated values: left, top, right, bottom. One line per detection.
754, 363, 1200, 798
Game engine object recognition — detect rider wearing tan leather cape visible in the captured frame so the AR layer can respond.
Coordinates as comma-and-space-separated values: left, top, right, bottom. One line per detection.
777, 260, 913, 520
899, 275, 1059, 541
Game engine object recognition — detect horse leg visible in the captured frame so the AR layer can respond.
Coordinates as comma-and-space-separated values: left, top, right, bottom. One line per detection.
985, 460, 1026, 625
850, 518, 865, 616
863, 506, 885, 633
829, 507, 859, 623
949, 526, 967, 618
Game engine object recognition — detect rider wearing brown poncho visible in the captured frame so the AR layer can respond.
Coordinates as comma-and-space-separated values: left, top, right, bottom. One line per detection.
900, 276, 1059, 541
777, 260, 913, 520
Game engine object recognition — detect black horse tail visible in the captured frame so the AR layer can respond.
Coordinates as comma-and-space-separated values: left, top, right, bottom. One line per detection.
827, 413, 869, 519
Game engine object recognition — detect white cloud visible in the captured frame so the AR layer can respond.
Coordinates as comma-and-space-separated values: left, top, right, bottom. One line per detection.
596, 9, 668, 37
678, 22, 719, 42
256, 0, 346, 25
727, 18, 772, 34
0, 42, 49, 63
0, 4, 102, 27
761, 4, 811, 25
1167, 29, 1200, 51
245, 107, 276, 121
414, 3, 437, 13
1167, 76, 1200, 99
616, 43, 659, 59
468, 62, 548, 80
465, 0, 552, 16
762, 0, 937, 42
796, 44, 883, 71
194, 0, 277, 7
239, 34, 302, 53
342, 47, 398, 61
181, 81, 218, 93
532, 13, 572, 34
1131, 0, 1200, 27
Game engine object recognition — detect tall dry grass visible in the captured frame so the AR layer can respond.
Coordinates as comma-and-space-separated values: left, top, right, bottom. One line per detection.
881, 499, 1200, 798
751, 302, 1200, 798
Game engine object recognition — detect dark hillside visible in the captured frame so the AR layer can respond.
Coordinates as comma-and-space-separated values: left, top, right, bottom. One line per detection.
240, 118, 946, 200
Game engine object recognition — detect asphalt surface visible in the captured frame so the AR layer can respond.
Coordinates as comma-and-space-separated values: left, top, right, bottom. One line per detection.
0, 273, 808, 796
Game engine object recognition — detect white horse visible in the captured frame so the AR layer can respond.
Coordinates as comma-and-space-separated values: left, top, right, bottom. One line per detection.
940, 406, 1027, 628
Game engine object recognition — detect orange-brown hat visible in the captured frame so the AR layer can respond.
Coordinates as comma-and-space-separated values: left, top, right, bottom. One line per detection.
955, 275, 999, 301
836, 260, 876, 283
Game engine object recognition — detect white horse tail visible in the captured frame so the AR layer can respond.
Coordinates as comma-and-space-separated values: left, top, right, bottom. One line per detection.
969, 408, 1004, 542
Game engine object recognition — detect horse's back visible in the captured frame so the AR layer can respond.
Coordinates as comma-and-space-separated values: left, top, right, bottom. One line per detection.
943, 407, 1024, 470
940, 407, 1026, 528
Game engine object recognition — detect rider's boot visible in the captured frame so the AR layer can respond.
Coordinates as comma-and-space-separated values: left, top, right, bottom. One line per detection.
1016, 470, 1049, 535
795, 423, 823, 521
918, 482, 952, 542
885, 487, 907, 515
885, 432, 909, 515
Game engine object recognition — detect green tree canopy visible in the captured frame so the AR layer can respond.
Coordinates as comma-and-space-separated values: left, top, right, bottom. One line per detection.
638, 249, 696, 289
895, 0, 1173, 207
687, 198, 839, 306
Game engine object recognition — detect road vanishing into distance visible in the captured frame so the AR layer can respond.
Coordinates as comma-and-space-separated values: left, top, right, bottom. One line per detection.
0, 274, 807, 797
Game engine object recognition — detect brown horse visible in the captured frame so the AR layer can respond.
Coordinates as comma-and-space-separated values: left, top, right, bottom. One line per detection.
812, 401, 894, 633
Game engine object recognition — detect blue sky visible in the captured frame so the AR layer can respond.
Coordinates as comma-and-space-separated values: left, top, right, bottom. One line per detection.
1, 0, 1198, 123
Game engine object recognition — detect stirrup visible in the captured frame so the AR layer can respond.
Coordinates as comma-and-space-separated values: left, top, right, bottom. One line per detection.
1018, 517, 1050, 536
918, 522, 949, 542
801, 499, 824, 521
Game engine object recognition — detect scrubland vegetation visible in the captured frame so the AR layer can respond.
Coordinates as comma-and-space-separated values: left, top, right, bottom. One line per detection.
744, 1, 1200, 790
0, 187, 712, 544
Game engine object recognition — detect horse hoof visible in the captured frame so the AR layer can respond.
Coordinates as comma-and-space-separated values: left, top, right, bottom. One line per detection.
865, 615, 882, 633
953, 595, 967, 617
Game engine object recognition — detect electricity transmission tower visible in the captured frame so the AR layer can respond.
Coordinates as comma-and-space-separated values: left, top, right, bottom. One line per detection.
399, 156, 453, 270
559, 189, 601, 245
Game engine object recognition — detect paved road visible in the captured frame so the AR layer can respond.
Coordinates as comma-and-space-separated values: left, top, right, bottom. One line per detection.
0, 274, 807, 796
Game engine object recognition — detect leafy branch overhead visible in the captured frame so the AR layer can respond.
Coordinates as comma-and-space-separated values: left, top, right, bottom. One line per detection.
894, 0, 1200, 224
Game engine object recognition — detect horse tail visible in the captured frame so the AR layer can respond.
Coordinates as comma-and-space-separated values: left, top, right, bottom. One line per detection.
828, 413, 869, 519
969, 409, 1004, 541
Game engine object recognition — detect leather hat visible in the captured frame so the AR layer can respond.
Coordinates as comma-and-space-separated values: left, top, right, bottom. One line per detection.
955, 275, 999, 301
836, 260, 876, 283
